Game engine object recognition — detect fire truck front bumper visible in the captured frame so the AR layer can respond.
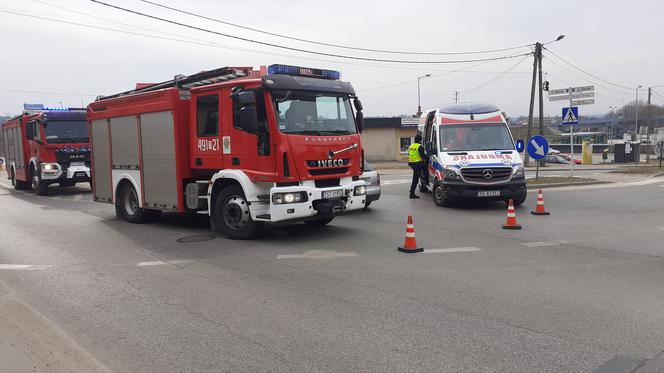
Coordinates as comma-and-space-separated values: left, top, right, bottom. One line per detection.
40, 163, 91, 182
261, 179, 366, 223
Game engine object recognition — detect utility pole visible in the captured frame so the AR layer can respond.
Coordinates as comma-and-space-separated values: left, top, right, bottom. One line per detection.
524, 42, 541, 166
646, 87, 652, 163
537, 44, 544, 137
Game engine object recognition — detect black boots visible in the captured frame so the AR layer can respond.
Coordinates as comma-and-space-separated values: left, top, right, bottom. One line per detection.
409, 194, 420, 199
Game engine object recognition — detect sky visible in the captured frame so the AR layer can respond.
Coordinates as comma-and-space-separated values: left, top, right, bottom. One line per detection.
1, 0, 663, 118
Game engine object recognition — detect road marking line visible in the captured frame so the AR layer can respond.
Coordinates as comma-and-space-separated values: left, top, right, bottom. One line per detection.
136, 259, 195, 267
629, 178, 664, 186
422, 247, 482, 253
0, 264, 52, 271
381, 179, 410, 186
277, 250, 358, 259
521, 240, 570, 247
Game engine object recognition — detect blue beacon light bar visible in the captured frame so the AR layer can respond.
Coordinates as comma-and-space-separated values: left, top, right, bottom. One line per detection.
267, 64, 341, 80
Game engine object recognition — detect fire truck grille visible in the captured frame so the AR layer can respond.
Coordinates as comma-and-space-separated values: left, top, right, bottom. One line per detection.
55, 151, 91, 168
309, 167, 348, 176
460, 167, 512, 183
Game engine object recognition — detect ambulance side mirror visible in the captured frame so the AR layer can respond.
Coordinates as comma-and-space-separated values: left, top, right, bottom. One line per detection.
515, 139, 525, 152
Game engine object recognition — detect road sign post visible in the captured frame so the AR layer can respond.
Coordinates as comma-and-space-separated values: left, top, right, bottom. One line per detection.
527, 135, 549, 180
549, 86, 593, 178
562, 104, 579, 178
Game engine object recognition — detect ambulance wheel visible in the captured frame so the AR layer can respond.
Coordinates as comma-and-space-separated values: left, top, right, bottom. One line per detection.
304, 216, 335, 226
59, 180, 76, 187
31, 167, 48, 195
211, 184, 259, 240
117, 183, 147, 223
432, 182, 451, 207
508, 192, 527, 207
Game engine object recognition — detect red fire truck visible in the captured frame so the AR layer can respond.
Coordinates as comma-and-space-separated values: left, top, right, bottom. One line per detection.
88, 64, 367, 239
1, 104, 91, 194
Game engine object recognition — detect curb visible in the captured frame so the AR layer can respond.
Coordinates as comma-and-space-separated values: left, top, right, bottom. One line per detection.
526, 181, 611, 189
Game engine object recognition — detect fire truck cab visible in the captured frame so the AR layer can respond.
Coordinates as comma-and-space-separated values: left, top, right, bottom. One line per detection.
88, 65, 367, 239
1, 105, 91, 194
419, 104, 527, 206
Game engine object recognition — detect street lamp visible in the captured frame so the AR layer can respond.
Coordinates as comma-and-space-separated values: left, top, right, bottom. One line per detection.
635, 85, 642, 138
417, 74, 431, 116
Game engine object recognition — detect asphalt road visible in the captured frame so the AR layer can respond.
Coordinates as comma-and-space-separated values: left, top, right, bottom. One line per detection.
1, 172, 663, 372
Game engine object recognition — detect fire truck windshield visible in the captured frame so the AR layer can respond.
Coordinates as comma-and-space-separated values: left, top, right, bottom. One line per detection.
272, 90, 357, 135
43, 120, 89, 144
439, 123, 514, 152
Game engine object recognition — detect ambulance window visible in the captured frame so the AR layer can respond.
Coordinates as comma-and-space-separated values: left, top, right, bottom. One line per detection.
196, 94, 219, 137
430, 126, 438, 152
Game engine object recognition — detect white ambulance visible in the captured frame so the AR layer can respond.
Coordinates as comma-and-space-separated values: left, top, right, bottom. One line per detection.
418, 104, 526, 206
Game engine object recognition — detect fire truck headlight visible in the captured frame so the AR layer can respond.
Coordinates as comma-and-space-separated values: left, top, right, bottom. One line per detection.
443, 168, 460, 180
512, 166, 525, 178
272, 192, 307, 205
354, 185, 366, 196
40, 163, 59, 172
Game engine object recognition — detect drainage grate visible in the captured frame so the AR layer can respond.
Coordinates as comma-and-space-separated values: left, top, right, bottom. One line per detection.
176, 234, 216, 243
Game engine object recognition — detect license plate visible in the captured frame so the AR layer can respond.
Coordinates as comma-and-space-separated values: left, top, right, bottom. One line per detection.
322, 189, 344, 199
477, 190, 500, 197
75, 172, 86, 177
70, 162, 85, 166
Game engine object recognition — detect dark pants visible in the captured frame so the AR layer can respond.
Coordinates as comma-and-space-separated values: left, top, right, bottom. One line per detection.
408, 162, 428, 195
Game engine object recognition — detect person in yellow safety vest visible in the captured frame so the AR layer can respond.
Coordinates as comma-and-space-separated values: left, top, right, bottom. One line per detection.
407, 134, 429, 199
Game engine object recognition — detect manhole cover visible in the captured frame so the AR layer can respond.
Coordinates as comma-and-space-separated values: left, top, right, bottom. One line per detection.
177, 234, 216, 243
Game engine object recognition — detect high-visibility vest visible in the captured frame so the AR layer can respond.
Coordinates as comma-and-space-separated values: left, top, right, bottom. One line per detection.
408, 143, 423, 163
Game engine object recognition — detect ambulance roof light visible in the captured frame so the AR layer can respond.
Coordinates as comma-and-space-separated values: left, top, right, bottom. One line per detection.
267, 64, 341, 80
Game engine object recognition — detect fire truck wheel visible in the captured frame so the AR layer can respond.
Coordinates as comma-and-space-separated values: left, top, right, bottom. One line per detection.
508, 192, 527, 207
432, 182, 451, 207
117, 183, 147, 223
31, 168, 48, 196
212, 185, 258, 240
304, 216, 335, 226
11, 168, 29, 190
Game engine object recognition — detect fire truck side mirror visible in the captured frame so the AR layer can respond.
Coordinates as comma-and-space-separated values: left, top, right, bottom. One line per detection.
356, 110, 364, 134
353, 98, 363, 111
239, 107, 259, 133
25, 123, 35, 140
238, 91, 256, 106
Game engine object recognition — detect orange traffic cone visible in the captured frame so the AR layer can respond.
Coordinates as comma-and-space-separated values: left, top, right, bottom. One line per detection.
398, 215, 424, 253
531, 190, 550, 216
502, 199, 522, 230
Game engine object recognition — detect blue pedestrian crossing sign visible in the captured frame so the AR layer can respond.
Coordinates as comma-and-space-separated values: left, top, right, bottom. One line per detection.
562, 107, 579, 125
527, 135, 549, 160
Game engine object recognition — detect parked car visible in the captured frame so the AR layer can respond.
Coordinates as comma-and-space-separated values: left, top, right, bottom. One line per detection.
558, 154, 582, 164
361, 161, 381, 208
544, 155, 570, 164
547, 148, 561, 155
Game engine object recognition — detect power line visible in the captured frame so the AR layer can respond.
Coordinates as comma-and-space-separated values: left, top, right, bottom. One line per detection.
138, 0, 535, 56
0, 8, 533, 76
460, 55, 530, 93
543, 47, 634, 90
543, 53, 635, 95
88, 0, 533, 64
358, 59, 498, 93
0, 88, 96, 96
543, 71, 628, 102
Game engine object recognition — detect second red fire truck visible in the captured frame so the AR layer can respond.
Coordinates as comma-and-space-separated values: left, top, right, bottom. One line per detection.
88, 64, 367, 239
1, 104, 91, 194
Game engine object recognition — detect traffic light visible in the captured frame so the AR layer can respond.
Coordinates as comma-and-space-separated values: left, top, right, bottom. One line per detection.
543, 81, 550, 91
